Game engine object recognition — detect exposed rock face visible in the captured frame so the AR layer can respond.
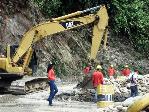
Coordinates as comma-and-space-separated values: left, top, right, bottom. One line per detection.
0, 1, 42, 46
34, 29, 91, 77
98, 37, 149, 75
56, 74, 149, 101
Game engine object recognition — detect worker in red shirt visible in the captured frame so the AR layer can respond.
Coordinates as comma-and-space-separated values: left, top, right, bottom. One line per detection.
47, 63, 58, 106
83, 63, 91, 75
92, 65, 104, 102
121, 65, 131, 77
92, 65, 104, 87
108, 64, 116, 79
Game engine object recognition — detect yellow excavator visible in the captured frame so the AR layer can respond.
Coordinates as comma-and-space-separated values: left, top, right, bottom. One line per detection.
0, 5, 109, 94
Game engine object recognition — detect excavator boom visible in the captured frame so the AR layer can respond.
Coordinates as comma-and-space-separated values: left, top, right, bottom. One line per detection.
13, 5, 108, 63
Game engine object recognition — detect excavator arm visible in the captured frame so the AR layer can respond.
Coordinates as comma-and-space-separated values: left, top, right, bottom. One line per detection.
0, 5, 109, 74
13, 5, 109, 64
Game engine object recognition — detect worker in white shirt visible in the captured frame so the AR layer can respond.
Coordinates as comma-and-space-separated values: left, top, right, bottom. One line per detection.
128, 69, 138, 97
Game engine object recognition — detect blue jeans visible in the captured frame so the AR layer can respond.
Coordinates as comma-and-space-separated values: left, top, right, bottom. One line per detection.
93, 87, 97, 103
130, 85, 138, 97
48, 80, 58, 105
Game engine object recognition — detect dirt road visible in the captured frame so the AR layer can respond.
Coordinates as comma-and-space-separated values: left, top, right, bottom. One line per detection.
0, 83, 98, 112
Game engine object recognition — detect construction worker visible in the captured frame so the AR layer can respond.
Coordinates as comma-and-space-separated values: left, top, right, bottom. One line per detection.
47, 63, 58, 106
83, 63, 91, 75
108, 64, 116, 79
76, 63, 93, 89
128, 69, 138, 97
92, 65, 104, 102
121, 65, 131, 77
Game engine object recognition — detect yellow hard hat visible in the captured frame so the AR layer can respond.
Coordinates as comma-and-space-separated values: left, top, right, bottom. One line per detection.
96, 65, 102, 69
110, 64, 113, 67
125, 65, 129, 68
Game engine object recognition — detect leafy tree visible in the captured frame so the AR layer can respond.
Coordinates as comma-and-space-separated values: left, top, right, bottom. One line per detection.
33, 0, 62, 17
111, 0, 149, 57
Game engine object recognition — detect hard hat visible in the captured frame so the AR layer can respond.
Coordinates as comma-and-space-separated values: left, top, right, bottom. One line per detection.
96, 65, 102, 69
110, 64, 113, 67
125, 65, 129, 68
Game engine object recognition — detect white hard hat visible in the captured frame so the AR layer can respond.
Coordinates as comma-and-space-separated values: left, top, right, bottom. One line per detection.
96, 65, 102, 69
110, 64, 114, 67
125, 65, 129, 68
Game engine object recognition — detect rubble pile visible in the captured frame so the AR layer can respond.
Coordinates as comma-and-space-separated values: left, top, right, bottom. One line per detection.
55, 89, 94, 102
54, 74, 149, 112
96, 96, 140, 112
56, 92, 148, 112
55, 74, 149, 103
103, 77, 130, 102
107, 74, 149, 102
137, 74, 149, 95
98, 74, 149, 112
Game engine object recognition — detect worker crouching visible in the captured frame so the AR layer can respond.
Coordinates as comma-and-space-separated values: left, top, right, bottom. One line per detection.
47, 63, 58, 106
92, 65, 104, 102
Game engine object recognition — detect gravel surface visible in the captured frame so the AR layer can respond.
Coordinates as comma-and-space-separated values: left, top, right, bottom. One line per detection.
0, 83, 98, 112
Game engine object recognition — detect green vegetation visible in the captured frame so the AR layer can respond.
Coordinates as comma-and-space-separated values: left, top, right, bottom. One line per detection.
33, 0, 62, 17
111, 0, 149, 57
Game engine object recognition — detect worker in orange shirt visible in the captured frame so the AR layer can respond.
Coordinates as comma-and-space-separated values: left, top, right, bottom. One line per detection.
108, 64, 116, 80
47, 63, 58, 106
92, 65, 104, 102
121, 65, 131, 77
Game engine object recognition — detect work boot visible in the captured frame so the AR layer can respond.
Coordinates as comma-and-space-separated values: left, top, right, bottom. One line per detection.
49, 104, 53, 106
49, 100, 52, 106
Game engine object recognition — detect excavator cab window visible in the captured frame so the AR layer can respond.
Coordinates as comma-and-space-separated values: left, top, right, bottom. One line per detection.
29, 51, 38, 73
10, 45, 19, 58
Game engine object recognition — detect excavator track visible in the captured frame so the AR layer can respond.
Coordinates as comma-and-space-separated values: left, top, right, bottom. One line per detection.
9, 77, 48, 94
